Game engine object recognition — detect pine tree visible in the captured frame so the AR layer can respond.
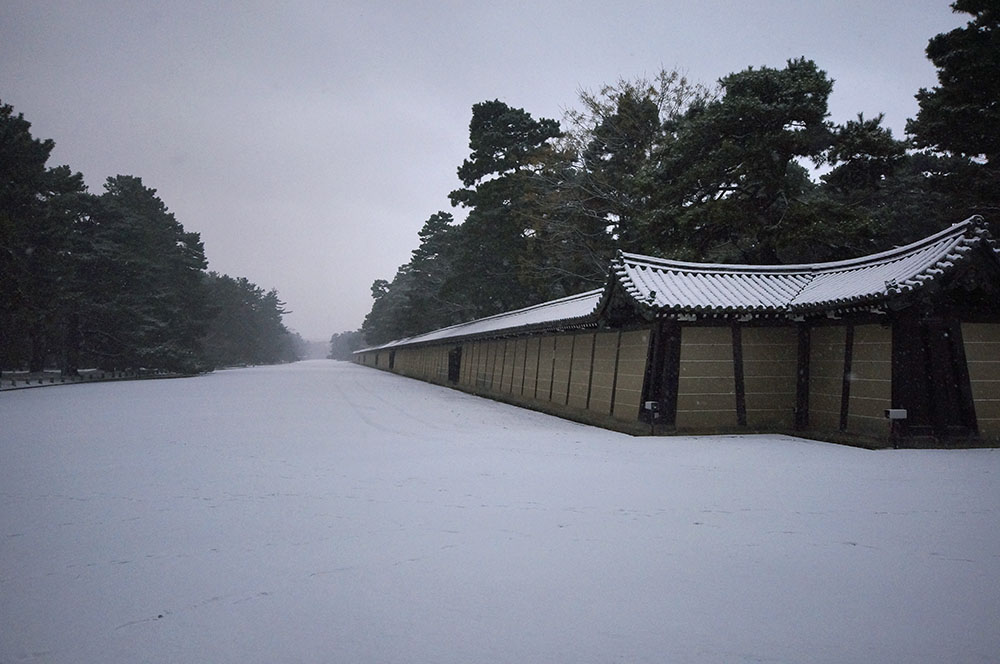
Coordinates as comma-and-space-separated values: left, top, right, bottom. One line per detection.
446, 100, 562, 318
907, 0, 1000, 221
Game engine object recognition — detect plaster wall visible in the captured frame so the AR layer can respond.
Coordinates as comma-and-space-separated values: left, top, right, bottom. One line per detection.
809, 326, 846, 432
612, 329, 649, 421
847, 324, 892, 438
675, 327, 736, 429
964, 322, 1000, 439
743, 326, 797, 430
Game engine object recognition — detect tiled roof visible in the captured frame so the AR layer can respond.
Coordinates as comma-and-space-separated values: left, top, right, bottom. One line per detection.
610, 216, 996, 318
358, 217, 996, 352
361, 289, 603, 351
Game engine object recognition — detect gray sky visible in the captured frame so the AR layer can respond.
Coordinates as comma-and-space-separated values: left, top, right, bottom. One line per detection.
1, 1, 963, 340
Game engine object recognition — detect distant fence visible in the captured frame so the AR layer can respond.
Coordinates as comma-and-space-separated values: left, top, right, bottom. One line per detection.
0, 370, 183, 391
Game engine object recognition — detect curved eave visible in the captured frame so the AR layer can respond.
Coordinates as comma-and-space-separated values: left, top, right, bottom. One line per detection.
611, 216, 995, 320
355, 217, 997, 356
590, 267, 659, 323
617, 216, 992, 276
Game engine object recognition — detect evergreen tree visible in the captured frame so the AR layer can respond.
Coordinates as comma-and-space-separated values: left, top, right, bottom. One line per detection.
0, 102, 89, 372
328, 329, 364, 360
77, 176, 209, 372
561, 71, 717, 254
200, 273, 298, 367
907, 0, 1000, 221
517, 71, 719, 295
1, 101, 297, 373
446, 100, 562, 318
825, 114, 907, 193
648, 58, 835, 263
812, 115, 962, 253
360, 36, 998, 344
361, 268, 421, 346
908, 0, 1000, 166
407, 211, 462, 329
360, 210, 483, 345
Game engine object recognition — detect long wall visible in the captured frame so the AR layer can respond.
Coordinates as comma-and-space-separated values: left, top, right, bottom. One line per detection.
355, 318, 994, 445
354, 321, 890, 439
357, 327, 652, 431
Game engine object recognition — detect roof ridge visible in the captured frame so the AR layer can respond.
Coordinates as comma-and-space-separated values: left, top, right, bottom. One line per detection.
619, 216, 986, 275
892, 216, 997, 294
784, 271, 817, 309
359, 217, 994, 353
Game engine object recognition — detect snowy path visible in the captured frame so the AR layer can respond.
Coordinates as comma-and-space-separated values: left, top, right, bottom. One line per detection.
2, 360, 999, 663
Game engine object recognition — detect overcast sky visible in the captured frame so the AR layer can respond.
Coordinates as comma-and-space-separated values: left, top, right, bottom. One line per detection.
1, 1, 963, 340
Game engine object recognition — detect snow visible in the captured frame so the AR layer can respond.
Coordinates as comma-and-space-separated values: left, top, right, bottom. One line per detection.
2, 360, 998, 663
363, 289, 603, 351
616, 218, 985, 315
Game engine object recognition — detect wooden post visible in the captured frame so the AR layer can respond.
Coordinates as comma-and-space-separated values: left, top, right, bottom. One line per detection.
795, 324, 811, 430
840, 324, 855, 432
732, 323, 747, 427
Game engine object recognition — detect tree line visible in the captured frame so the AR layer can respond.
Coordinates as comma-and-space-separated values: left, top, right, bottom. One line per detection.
1, 105, 301, 374
358, 1, 997, 347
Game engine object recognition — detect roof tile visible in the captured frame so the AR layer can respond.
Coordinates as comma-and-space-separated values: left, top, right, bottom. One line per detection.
360, 216, 996, 351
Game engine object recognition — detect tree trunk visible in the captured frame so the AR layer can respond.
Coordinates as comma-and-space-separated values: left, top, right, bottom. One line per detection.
29, 322, 46, 373
61, 312, 81, 376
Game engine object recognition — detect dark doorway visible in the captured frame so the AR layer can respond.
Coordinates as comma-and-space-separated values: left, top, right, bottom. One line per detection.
641, 321, 682, 427
447, 346, 462, 384
892, 313, 977, 441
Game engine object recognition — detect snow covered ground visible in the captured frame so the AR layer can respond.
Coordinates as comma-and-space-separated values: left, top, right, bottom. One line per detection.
2, 360, 998, 663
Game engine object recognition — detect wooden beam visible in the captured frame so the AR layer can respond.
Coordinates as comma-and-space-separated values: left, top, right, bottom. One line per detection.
796, 324, 810, 430
661, 322, 682, 427
609, 330, 622, 416
585, 331, 598, 410
840, 324, 854, 432
732, 323, 747, 427
565, 333, 576, 406
948, 320, 979, 435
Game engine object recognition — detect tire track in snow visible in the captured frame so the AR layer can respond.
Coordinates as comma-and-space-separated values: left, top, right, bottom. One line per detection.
331, 369, 455, 436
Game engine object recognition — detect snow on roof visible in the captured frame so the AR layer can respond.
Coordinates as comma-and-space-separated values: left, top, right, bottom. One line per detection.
360, 289, 603, 351
358, 217, 997, 352
612, 216, 996, 317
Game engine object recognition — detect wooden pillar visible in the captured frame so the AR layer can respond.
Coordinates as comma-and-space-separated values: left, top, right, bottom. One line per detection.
839, 324, 855, 432
585, 331, 598, 410
548, 335, 557, 401
640, 321, 665, 425
565, 333, 576, 406
609, 330, 622, 416
947, 319, 978, 435
520, 338, 529, 396
639, 320, 683, 428
660, 323, 682, 427
533, 337, 543, 400
795, 324, 811, 430
732, 323, 747, 427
